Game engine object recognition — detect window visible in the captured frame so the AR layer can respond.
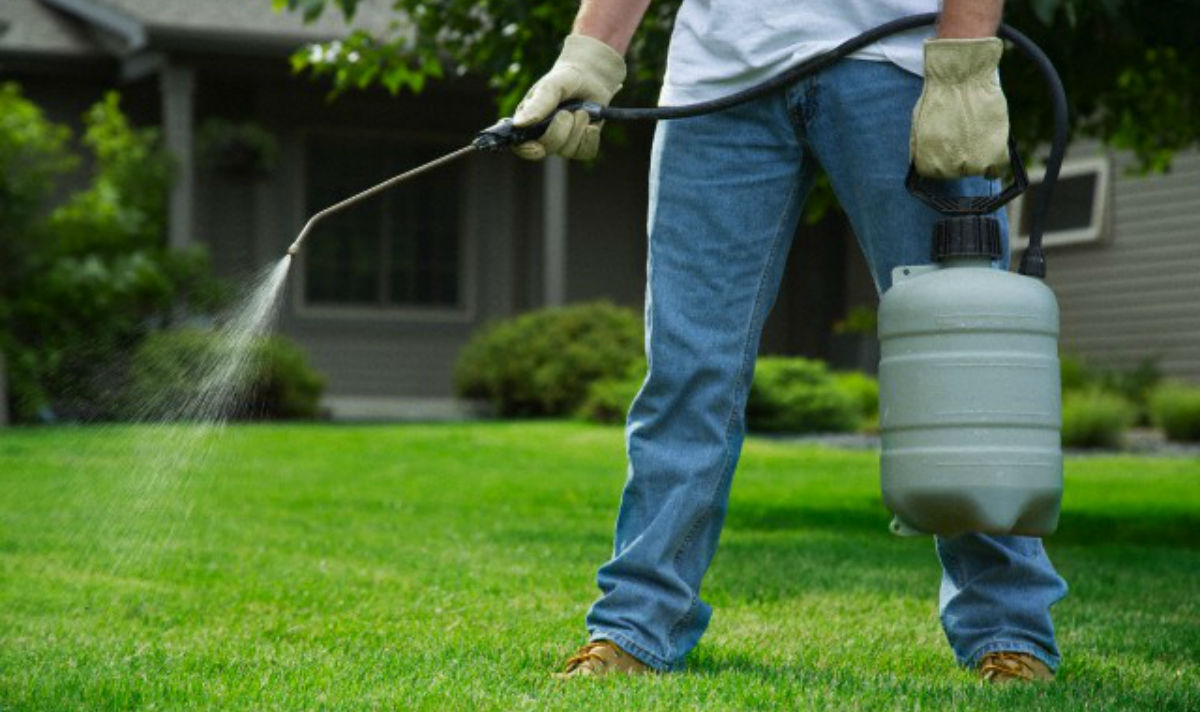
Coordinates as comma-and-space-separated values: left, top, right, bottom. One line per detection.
302, 133, 463, 310
1009, 155, 1110, 249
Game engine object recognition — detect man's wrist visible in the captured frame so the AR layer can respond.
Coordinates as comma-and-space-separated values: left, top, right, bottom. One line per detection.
571, 0, 650, 54
937, 0, 1003, 38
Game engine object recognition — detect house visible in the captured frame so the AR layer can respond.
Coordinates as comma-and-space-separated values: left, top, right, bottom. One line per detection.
2, 0, 1196, 422
1010, 146, 1200, 381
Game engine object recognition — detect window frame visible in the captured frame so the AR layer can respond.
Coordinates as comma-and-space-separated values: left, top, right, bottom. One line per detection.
1009, 154, 1111, 250
290, 126, 477, 323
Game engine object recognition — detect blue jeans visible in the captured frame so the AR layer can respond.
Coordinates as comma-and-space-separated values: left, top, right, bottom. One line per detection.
585, 60, 1068, 672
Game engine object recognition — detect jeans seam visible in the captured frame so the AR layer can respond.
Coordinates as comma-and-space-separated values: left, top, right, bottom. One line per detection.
665, 517, 705, 661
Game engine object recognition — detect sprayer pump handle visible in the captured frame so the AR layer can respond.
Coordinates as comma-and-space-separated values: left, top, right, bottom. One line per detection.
472, 100, 607, 152
905, 136, 1029, 216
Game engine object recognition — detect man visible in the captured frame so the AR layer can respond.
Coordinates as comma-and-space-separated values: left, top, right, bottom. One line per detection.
512, 0, 1067, 683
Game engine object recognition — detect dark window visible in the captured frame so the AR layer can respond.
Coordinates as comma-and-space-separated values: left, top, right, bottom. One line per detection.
1016, 172, 1098, 236
303, 134, 462, 308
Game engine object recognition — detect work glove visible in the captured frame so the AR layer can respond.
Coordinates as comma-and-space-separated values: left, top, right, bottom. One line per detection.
910, 38, 1010, 179
512, 34, 626, 161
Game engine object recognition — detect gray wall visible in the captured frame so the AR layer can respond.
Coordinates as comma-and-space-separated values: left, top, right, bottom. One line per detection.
1041, 148, 1200, 382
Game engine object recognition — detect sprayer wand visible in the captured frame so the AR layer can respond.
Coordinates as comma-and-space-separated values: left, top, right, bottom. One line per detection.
286, 145, 477, 256
287, 13, 1066, 275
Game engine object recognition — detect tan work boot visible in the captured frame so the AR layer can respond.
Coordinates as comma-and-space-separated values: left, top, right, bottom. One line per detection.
554, 640, 652, 678
977, 651, 1055, 683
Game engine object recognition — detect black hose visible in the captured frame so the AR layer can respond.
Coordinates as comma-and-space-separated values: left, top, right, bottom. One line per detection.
475, 13, 1067, 277
602, 13, 941, 121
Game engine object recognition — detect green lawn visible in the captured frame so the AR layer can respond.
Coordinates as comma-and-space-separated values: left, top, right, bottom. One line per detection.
1, 422, 1197, 710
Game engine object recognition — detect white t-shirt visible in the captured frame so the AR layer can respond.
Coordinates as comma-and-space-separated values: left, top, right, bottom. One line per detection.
661, 0, 940, 105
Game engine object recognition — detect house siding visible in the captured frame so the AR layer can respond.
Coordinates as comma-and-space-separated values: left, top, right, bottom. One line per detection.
1042, 148, 1200, 381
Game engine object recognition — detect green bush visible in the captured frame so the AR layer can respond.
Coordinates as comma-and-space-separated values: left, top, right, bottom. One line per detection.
1150, 383, 1200, 443
831, 371, 879, 430
579, 360, 873, 433
123, 329, 324, 421
1061, 389, 1135, 449
1059, 353, 1162, 425
0, 84, 226, 421
454, 301, 642, 417
578, 359, 646, 425
747, 357, 859, 434
1059, 354, 1090, 391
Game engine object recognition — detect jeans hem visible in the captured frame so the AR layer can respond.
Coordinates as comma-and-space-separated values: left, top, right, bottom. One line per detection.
589, 630, 677, 672
963, 640, 1060, 673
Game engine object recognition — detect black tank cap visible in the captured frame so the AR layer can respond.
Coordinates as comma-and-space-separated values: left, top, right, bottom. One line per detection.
931, 215, 1004, 261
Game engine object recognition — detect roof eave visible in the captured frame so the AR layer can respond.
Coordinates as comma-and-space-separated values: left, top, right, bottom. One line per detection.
38, 0, 146, 53
144, 25, 328, 59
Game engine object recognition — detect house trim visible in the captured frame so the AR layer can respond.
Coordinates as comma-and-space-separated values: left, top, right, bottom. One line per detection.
1011, 154, 1112, 250
39, 0, 147, 52
542, 156, 568, 306
160, 62, 195, 251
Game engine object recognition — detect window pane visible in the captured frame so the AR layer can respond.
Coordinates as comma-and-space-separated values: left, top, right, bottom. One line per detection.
1018, 173, 1098, 236
303, 134, 462, 308
387, 160, 459, 307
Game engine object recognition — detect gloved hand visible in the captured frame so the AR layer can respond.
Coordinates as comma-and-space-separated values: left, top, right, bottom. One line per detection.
910, 38, 1010, 179
512, 34, 626, 161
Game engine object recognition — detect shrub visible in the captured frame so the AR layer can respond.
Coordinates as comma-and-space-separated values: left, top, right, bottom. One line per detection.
1150, 383, 1200, 443
747, 357, 859, 434
1061, 389, 1135, 449
831, 371, 879, 430
454, 301, 642, 417
1059, 353, 1162, 425
1101, 357, 1163, 425
578, 359, 646, 425
1059, 354, 1090, 391
122, 329, 324, 421
0, 85, 226, 422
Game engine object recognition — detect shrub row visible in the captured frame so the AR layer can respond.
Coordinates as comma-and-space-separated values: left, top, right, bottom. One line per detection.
578, 357, 879, 434
1061, 389, 1135, 448
455, 306, 1200, 444
455, 303, 880, 434
1060, 355, 1200, 445
1150, 384, 1200, 442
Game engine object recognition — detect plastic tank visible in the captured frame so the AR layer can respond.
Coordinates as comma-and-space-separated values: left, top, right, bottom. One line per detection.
878, 257, 1062, 536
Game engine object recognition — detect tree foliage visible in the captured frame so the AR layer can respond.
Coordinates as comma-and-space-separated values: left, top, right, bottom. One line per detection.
276, 0, 1197, 171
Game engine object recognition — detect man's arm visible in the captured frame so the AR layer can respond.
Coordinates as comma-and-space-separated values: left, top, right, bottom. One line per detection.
572, 0, 652, 53
938, 0, 1004, 39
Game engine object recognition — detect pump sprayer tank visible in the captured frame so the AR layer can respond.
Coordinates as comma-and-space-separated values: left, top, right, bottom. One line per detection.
879, 144, 1062, 537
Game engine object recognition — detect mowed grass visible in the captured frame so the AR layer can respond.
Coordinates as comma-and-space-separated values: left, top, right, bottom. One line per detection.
0, 422, 1196, 711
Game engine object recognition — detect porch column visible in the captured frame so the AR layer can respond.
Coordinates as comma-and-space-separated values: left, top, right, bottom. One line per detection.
542, 156, 568, 306
160, 64, 195, 250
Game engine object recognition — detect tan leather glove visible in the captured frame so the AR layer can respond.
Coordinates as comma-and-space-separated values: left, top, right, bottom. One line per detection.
512, 34, 626, 161
910, 38, 1010, 178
